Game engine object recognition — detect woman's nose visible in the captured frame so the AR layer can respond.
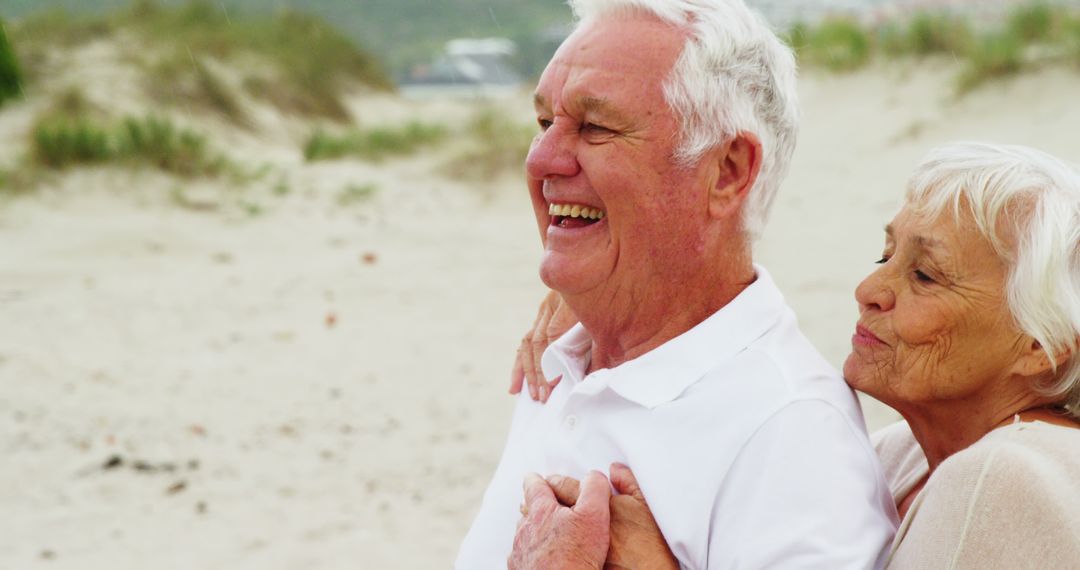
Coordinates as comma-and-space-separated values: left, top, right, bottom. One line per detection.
855, 265, 896, 313
525, 123, 580, 180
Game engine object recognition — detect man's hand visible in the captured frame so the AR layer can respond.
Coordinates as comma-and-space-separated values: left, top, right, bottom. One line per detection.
510, 290, 578, 402
547, 464, 680, 570
509, 471, 611, 570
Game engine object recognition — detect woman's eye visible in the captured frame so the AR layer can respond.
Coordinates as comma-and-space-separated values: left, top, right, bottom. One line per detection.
914, 269, 935, 283
537, 118, 553, 130
875, 256, 889, 264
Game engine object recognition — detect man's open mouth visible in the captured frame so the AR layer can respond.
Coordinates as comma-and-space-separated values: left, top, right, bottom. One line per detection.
548, 202, 605, 229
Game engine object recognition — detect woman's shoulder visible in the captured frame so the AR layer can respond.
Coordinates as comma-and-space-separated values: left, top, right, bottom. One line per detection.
935, 421, 1080, 492
890, 423, 1080, 569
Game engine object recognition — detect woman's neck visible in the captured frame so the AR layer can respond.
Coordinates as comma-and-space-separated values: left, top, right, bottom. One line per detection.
903, 402, 1078, 473
895, 404, 1077, 519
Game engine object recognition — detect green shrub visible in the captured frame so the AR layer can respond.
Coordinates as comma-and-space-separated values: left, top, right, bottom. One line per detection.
0, 19, 22, 106
907, 12, 972, 56
784, 21, 811, 53
805, 18, 871, 71
1065, 14, 1080, 66
1007, 3, 1057, 43
303, 122, 447, 162
33, 117, 112, 168
957, 33, 1025, 93
117, 115, 222, 176
30, 109, 225, 177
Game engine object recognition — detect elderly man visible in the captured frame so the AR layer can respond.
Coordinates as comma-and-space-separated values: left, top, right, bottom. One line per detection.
457, 1, 896, 568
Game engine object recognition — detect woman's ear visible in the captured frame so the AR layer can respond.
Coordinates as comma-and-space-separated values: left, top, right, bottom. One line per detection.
1014, 338, 1073, 378
708, 132, 762, 220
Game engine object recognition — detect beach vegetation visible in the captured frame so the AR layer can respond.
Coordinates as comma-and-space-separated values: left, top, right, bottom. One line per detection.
121, 1, 391, 120
32, 117, 112, 169
803, 18, 872, 72
303, 122, 447, 162
116, 115, 224, 177
338, 182, 379, 206
144, 51, 251, 127
443, 108, 534, 181
905, 12, 973, 56
8, 1, 392, 121
875, 22, 910, 57
956, 33, 1025, 94
782, 4, 1080, 94
1006, 2, 1057, 43
31, 104, 226, 177
783, 21, 811, 53
11, 9, 113, 49
1065, 15, 1080, 65
0, 19, 23, 107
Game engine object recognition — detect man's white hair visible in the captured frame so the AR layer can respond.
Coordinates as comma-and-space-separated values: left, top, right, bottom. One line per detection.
567, 0, 800, 241
905, 142, 1080, 420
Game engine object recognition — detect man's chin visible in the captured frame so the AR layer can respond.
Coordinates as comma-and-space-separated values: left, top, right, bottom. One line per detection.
538, 256, 606, 297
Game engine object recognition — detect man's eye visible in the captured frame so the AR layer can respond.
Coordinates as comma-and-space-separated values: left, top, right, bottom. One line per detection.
582, 122, 612, 134
537, 118, 553, 130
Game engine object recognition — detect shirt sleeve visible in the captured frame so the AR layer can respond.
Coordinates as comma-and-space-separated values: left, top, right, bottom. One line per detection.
706, 399, 897, 569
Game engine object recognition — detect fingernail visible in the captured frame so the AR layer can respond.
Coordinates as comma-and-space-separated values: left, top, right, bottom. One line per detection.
547, 474, 563, 485
539, 385, 548, 401
528, 383, 537, 399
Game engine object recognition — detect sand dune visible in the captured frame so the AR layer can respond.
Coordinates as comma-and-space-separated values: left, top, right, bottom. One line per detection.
2, 62, 1080, 568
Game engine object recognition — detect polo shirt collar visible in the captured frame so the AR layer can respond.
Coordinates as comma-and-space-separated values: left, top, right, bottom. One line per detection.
542, 265, 787, 409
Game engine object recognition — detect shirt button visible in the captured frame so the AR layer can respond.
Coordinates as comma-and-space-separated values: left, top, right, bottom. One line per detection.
564, 415, 578, 430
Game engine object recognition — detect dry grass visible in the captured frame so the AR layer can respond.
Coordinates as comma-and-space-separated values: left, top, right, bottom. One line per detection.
442, 109, 534, 181
303, 122, 447, 162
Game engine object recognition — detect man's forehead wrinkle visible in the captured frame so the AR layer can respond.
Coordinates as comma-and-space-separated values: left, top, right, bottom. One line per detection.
577, 95, 621, 119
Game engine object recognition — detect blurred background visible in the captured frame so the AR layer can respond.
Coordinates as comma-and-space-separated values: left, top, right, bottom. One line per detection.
1, 0, 1079, 568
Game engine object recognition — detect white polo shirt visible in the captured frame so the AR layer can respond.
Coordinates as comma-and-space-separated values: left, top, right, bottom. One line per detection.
457, 267, 898, 569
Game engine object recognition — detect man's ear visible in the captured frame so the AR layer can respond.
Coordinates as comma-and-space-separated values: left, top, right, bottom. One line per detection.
708, 132, 762, 220
1014, 338, 1074, 378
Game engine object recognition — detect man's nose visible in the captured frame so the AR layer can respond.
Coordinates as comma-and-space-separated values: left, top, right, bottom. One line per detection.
525, 124, 580, 180
854, 265, 896, 313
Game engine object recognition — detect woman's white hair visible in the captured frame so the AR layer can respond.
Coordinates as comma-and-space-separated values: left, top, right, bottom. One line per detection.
906, 142, 1080, 420
567, 0, 800, 241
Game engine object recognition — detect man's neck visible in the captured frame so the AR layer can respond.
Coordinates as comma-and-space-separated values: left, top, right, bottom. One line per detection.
570, 261, 756, 373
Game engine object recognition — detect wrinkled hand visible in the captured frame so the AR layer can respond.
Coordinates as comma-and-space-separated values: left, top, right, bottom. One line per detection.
548, 464, 680, 570
510, 290, 579, 403
509, 471, 611, 570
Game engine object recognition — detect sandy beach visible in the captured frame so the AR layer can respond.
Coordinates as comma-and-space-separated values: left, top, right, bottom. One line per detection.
3, 61, 1080, 568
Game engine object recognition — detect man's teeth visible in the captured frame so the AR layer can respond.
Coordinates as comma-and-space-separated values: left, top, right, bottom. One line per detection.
547, 203, 606, 220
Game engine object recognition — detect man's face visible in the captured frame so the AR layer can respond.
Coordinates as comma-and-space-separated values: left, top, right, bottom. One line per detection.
527, 14, 718, 299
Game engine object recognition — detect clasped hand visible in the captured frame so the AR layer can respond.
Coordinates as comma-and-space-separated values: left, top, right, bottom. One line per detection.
509, 463, 679, 570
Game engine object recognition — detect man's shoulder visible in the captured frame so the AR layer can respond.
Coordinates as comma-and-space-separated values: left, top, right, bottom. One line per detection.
705, 311, 857, 411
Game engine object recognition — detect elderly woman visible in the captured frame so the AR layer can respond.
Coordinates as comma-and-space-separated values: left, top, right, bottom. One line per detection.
506, 142, 1080, 568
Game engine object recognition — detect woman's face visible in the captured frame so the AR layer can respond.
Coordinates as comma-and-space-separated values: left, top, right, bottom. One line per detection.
843, 205, 1030, 413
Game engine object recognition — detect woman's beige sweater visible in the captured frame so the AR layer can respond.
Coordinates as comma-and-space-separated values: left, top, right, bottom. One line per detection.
873, 420, 1080, 569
